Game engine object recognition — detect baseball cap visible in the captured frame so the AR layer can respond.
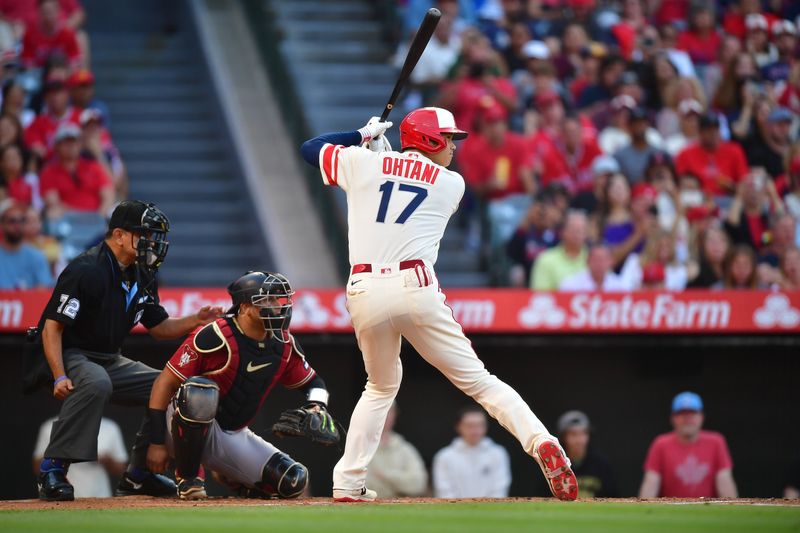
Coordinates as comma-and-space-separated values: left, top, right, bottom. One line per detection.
632, 182, 658, 202
678, 99, 704, 116
768, 107, 793, 123
592, 155, 620, 175
746, 13, 769, 31
67, 68, 95, 88
108, 200, 156, 232
479, 100, 508, 122
522, 40, 550, 60
557, 410, 590, 434
43, 74, 67, 93
79, 107, 104, 126
772, 20, 797, 36
53, 123, 81, 143
671, 391, 703, 413
647, 150, 672, 169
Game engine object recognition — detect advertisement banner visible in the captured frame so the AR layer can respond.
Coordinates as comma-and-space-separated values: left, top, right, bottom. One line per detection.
1, 289, 799, 334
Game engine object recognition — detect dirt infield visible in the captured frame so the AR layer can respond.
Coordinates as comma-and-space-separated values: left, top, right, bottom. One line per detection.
1, 496, 798, 511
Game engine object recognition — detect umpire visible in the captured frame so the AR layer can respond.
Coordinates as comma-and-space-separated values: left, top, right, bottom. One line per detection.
25, 200, 223, 501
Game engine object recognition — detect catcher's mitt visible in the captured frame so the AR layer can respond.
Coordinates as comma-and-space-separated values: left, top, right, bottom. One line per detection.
271, 403, 341, 447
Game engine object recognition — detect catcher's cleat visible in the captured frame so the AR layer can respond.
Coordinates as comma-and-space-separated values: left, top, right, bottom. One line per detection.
177, 477, 207, 500
38, 470, 74, 501
333, 487, 377, 503
116, 470, 177, 497
533, 438, 579, 501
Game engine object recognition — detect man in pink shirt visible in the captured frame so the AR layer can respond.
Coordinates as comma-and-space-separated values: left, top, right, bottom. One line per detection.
639, 392, 738, 498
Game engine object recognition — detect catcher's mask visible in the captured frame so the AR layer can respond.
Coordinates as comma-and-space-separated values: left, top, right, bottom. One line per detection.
227, 271, 295, 343
108, 200, 170, 271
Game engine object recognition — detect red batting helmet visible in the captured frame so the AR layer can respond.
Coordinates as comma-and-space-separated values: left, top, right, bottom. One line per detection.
399, 107, 468, 154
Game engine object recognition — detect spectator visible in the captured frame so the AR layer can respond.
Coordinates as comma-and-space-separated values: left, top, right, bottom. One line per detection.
784, 156, 800, 230
524, 89, 565, 144
39, 123, 113, 219
556, 410, 618, 498
1, 81, 36, 128
656, 76, 706, 140
614, 107, 661, 183
432, 406, 511, 498
620, 229, 688, 291
571, 155, 619, 235
67, 69, 110, 125
539, 113, 602, 194
0, 201, 53, 289
559, 243, 630, 291
0, 144, 37, 207
79, 108, 126, 199
500, 21, 532, 76
724, 169, 783, 252
639, 392, 737, 499
760, 214, 797, 268
687, 226, 730, 288
553, 23, 588, 81
23, 204, 62, 273
32, 416, 127, 498
20, 0, 81, 69
722, 0, 776, 41
675, 113, 749, 198
779, 247, 800, 290
577, 54, 626, 110
747, 107, 794, 180
761, 20, 798, 84
676, 4, 721, 66
744, 14, 777, 68
711, 53, 760, 121
656, 24, 696, 79
778, 63, 800, 116
23, 74, 82, 162
437, 36, 517, 134
645, 151, 681, 233
506, 193, 561, 287
717, 244, 759, 289
601, 177, 656, 269
458, 102, 534, 202
531, 209, 589, 290
663, 98, 703, 156
366, 402, 428, 499
599, 95, 662, 155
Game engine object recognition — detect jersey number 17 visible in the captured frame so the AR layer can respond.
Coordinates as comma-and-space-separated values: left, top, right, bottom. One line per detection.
375, 181, 428, 224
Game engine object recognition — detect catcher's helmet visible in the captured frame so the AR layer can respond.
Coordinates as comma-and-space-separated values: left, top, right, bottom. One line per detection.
399, 107, 468, 154
108, 200, 170, 271
227, 271, 295, 343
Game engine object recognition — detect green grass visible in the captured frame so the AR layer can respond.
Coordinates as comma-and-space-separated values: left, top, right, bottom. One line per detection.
1, 501, 799, 533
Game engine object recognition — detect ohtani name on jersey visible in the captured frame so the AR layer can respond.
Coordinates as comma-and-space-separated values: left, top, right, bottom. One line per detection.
382, 157, 440, 184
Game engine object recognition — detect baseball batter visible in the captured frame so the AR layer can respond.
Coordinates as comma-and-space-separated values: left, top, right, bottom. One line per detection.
300, 108, 578, 501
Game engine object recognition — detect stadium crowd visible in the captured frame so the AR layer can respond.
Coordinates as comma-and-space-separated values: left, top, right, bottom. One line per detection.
0, 0, 122, 290
396, 0, 800, 290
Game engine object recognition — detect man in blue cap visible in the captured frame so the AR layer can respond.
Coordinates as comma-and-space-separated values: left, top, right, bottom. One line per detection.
639, 391, 738, 498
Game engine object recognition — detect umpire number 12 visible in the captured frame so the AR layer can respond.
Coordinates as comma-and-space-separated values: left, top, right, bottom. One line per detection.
376, 181, 428, 224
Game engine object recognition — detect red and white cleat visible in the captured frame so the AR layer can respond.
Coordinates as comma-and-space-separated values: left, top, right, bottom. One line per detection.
333, 487, 377, 503
534, 438, 579, 501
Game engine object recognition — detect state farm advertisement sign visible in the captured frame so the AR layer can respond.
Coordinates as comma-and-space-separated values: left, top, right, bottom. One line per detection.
0, 289, 798, 334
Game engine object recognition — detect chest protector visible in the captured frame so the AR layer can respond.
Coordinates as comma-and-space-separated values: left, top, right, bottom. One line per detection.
195, 319, 292, 431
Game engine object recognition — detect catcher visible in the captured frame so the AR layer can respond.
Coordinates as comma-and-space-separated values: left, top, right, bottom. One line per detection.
145, 271, 339, 500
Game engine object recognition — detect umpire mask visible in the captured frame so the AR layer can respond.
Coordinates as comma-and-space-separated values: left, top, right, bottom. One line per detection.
109, 201, 170, 272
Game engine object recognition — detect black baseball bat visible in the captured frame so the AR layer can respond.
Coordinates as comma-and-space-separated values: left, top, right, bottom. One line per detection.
379, 8, 441, 122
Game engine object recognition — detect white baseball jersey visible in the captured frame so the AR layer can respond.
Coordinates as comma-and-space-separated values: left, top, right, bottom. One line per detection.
318, 144, 464, 266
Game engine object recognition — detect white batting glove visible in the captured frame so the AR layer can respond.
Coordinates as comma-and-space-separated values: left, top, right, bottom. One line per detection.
358, 116, 393, 142
365, 135, 392, 153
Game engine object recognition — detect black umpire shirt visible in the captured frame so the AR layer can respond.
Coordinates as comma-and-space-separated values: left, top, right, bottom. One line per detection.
38, 241, 169, 354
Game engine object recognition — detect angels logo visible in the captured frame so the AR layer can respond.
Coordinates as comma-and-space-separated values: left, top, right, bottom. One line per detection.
179, 346, 198, 367
753, 294, 800, 329
518, 294, 566, 328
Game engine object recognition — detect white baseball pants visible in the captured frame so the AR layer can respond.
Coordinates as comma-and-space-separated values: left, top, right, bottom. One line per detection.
332, 262, 552, 491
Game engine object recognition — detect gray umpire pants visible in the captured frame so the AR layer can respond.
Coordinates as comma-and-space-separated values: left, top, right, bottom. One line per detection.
44, 348, 160, 466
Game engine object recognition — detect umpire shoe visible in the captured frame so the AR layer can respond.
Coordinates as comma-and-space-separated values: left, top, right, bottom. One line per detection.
38, 470, 74, 501
116, 471, 177, 497
533, 437, 579, 501
177, 477, 207, 501
333, 487, 377, 503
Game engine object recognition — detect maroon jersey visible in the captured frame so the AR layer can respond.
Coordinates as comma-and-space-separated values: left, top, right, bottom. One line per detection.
166, 317, 316, 430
